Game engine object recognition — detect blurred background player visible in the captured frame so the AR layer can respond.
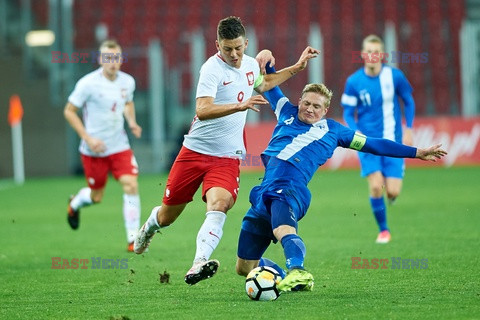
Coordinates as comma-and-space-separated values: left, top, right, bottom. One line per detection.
64, 40, 142, 252
236, 64, 445, 292
341, 34, 416, 244
133, 16, 320, 285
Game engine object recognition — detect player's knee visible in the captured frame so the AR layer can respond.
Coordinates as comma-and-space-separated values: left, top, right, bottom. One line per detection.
370, 184, 384, 197
123, 181, 138, 194
119, 175, 138, 194
209, 198, 231, 213
387, 189, 400, 199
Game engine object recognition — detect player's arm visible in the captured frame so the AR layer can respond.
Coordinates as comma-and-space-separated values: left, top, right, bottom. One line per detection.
124, 101, 142, 138
260, 63, 289, 114
254, 46, 320, 93
341, 79, 358, 131
400, 92, 415, 146
348, 132, 446, 161
64, 102, 106, 153
396, 71, 415, 146
196, 95, 269, 120
255, 49, 275, 75
342, 106, 357, 131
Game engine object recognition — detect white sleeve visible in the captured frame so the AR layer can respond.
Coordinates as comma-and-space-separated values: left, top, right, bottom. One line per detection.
68, 78, 90, 108
196, 62, 220, 99
128, 77, 135, 102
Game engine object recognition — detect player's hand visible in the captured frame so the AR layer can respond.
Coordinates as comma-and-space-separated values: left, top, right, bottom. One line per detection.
256, 50, 276, 75
130, 123, 142, 138
403, 128, 413, 146
416, 144, 447, 161
294, 46, 320, 72
236, 95, 269, 113
86, 136, 106, 153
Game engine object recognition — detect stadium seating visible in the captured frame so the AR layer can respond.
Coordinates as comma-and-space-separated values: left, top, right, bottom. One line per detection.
29, 0, 465, 116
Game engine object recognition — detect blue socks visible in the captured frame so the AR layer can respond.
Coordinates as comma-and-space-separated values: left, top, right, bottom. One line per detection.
259, 234, 307, 278
281, 234, 306, 270
259, 257, 287, 278
370, 197, 388, 231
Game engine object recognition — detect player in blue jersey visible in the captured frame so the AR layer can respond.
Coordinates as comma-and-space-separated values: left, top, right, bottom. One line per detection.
341, 34, 416, 244
235, 64, 446, 292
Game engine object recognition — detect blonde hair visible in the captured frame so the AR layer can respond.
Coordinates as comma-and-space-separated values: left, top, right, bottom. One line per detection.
362, 34, 384, 52
301, 83, 333, 107
99, 39, 122, 53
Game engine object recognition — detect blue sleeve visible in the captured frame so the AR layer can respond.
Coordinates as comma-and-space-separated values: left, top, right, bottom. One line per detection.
401, 93, 415, 128
265, 62, 275, 74
341, 77, 358, 130
394, 69, 415, 128
340, 77, 358, 108
333, 120, 356, 148
262, 63, 287, 113
361, 137, 417, 158
343, 106, 357, 131
263, 87, 286, 113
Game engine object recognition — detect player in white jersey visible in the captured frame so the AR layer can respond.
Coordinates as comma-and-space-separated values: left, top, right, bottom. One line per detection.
134, 16, 320, 285
64, 40, 142, 252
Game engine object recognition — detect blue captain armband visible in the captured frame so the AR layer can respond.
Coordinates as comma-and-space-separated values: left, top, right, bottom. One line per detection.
349, 132, 367, 150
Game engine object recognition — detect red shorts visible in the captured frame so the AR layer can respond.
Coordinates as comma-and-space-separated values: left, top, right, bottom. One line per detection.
81, 149, 138, 190
163, 146, 240, 205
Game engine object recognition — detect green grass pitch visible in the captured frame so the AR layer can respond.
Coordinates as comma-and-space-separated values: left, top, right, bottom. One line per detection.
1, 166, 479, 319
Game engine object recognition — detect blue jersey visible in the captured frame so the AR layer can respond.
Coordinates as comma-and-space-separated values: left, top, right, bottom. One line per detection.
247, 84, 417, 224
247, 87, 356, 222
341, 65, 414, 143
262, 90, 355, 184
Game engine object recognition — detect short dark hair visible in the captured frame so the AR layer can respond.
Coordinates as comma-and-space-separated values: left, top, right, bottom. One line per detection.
217, 16, 246, 41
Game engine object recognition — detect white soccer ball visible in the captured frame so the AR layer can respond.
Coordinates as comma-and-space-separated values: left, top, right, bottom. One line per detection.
245, 266, 281, 301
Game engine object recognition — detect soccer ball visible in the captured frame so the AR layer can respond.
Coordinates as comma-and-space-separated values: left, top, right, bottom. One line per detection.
245, 266, 281, 301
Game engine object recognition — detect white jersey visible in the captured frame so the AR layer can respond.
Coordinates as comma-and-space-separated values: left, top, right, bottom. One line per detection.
183, 53, 261, 158
68, 68, 135, 157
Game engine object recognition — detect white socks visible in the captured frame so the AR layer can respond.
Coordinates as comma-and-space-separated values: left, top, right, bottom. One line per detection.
123, 194, 141, 243
70, 187, 93, 210
193, 211, 226, 264
145, 206, 161, 233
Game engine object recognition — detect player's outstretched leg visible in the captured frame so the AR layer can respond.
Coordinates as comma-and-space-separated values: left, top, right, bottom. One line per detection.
184, 259, 220, 285
134, 206, 161, 254
277, 268, 314, 292
276, 233, 314, 292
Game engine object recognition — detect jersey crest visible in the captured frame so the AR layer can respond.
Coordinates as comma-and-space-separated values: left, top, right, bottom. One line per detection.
246, 71, 254, 86
284, 116, 294, 125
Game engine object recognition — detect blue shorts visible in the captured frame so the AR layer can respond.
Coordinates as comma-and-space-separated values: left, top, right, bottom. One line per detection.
237, 214, 273, 260
237, 180, 311, 260
358, 153, 405, 178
